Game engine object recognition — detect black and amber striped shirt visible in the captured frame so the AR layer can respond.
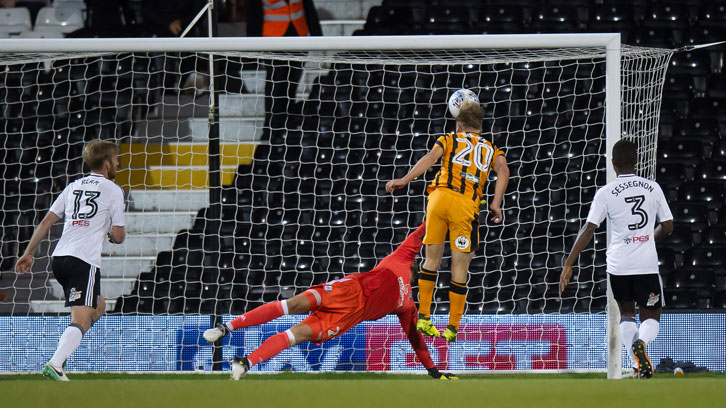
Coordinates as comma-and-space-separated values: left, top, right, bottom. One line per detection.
427, 132, 504, 202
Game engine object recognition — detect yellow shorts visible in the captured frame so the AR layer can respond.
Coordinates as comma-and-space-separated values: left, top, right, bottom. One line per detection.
422, 188, 479, 253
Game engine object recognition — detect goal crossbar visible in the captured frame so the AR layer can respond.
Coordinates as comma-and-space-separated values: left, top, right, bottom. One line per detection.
0, 34, 621, 53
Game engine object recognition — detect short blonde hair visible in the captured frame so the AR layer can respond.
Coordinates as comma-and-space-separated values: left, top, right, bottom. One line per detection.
83, 140, 119, 171
456, 100, 483, 131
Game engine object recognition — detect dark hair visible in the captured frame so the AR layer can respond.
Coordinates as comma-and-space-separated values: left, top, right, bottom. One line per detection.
456, 100, 483, 131
612, 139, 637, 169
83, 140, 119, 171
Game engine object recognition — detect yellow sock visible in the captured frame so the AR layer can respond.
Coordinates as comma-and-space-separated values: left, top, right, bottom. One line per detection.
448, 280, 467, 331
417, 268, 437, 319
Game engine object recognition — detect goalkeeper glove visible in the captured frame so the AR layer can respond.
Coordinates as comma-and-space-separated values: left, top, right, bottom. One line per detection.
427, 367, 458, 380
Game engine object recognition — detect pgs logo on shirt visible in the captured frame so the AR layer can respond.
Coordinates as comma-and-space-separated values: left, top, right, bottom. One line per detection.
623, 235, 650, 244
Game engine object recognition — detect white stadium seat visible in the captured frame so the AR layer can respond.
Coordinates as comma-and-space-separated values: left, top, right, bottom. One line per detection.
18, 30, 65, 38
0, 7, 32, 35
34, 6, 84, 34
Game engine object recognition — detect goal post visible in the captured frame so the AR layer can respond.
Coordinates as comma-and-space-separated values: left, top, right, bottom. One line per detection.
0, 34, 675, 375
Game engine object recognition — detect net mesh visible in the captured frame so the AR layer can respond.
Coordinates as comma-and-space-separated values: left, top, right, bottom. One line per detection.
0, 42, 673, 372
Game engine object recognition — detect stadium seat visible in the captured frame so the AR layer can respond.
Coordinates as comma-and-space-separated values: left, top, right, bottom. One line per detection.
529, 5, 581, 33
714, 290, 726, 309
17, 29, 64, 38
660, 95, 690, 119
668, 269, 716, 290
642, 3, 692, 30
660, 226, 693, 252
477, 5, 529, 33
656, 162, 690, 185
698, 1, 726, 27
673, 118, 720, 146
664, 289, 698, 309
714, 140, 726, 160
658, 140, 704, 166
695, 160, 726, 182
586, 4, 638, 39
34, 6, 84, 34
683, 248, 726, 269
689, 98, 726, 121
631, 26, 681, 48
365, 6, 425, 34
0, 7, 31, 35
422, 6, 472, 34
703, 226, 726, 246
678, 181, 725, 204
658, 247, 678, 273
669, 51, 712, 76
669, 203, 710, 232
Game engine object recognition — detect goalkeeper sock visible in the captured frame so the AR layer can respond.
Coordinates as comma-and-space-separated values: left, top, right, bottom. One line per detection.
247, 329, 293, 367
448, 280, 467, 331
228, 300, 287, 330
417, 268, 437, 319
49, 323, 84, 367
619, 316, 638, 368
638, 318, 660, 345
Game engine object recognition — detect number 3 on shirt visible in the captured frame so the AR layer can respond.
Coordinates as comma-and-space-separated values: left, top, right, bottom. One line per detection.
624, 195, 648, 230
72, 190, 101, 219
452, 137, 494, 172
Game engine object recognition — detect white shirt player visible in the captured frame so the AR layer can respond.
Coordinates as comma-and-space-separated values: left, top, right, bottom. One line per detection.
586, 174, 673, 276
49, 173, 125, 268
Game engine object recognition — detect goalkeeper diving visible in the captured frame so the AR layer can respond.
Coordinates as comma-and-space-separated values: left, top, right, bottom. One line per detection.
204, 223, 457, 380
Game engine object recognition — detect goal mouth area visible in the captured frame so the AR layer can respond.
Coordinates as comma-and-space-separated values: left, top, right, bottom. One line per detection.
0, 34, 677, 376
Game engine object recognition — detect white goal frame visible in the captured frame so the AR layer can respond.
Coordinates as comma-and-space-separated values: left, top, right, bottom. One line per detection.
0, 33, 625, 378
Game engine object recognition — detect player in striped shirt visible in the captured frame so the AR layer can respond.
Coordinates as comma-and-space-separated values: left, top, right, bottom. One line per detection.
559, 139, 673, 378
386, 101, 510, 342
15, 140, 126, 381
204, 223, 457, 380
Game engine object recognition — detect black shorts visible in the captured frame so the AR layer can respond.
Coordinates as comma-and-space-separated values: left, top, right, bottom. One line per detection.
52, 256, 101, 308
608, 273, 664, 309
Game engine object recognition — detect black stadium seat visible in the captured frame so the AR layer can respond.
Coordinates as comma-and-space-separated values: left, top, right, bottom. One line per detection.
683, 247, 726, 269
703, 226, 726, 246
658, 140, 704, 166
667, 269, 716, 290
478, 5, 530, 33
678, 181, 726, 205
664, 289, 698, 309
714, 290, 726, 309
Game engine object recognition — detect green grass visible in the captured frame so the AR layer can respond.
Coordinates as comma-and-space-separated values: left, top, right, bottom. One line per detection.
1, 372, 724, 408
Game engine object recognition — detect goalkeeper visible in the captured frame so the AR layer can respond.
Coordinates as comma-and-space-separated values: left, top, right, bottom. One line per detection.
386, 101, 509, 342
204, 223, 457, 381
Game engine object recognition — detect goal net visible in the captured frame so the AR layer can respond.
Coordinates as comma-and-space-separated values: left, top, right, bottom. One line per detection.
0, 35, 673, 374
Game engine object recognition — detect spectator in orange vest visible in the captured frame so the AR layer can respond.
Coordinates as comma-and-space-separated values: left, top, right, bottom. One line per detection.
247, 0, 322, 140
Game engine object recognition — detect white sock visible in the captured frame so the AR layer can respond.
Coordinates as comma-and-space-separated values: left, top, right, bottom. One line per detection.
638, 318, 660, 345
619, 317, 638, 368
49, 324, 84, 367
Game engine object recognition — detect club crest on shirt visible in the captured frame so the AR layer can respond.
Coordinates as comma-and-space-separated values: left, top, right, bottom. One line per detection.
68, 288, 82, 302
647, 292, 660, 307
455, 236, 469, 250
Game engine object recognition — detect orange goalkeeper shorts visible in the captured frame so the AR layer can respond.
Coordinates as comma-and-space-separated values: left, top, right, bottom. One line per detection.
423, 187, 479, 253
301, 278, 366, 344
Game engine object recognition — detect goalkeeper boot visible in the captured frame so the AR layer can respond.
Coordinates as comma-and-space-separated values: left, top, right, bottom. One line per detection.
42, 362, 69, 382
203, 323, 230, 343
632, 339, 653, 379
231, 356, 250, 381
441, 325, 458, 343
416, 318, 440, 337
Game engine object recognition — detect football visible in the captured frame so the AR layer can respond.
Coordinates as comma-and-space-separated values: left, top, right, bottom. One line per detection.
448, 88, 480, 118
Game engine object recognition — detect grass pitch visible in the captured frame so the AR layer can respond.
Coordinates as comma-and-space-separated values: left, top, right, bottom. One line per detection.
2, 372, 724, 408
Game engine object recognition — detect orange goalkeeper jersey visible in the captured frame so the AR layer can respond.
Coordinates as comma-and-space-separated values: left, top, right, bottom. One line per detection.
427, 132, 504, 203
